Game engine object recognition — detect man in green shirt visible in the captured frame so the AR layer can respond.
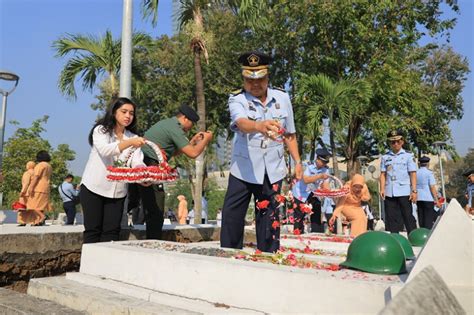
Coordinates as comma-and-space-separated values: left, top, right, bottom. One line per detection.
139, 104, 212, 239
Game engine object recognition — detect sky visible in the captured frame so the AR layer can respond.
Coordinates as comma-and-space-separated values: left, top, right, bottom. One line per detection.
0, 0, 473, 176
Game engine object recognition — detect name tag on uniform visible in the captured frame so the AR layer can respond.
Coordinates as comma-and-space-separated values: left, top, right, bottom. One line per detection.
248, 104, 256, 111
275, 103, 280, 109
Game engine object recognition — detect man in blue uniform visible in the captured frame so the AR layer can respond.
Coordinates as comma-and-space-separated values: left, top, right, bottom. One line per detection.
220, 51, 303, 252
291, 148, 331, 233
380, 130, 418, 234
416, 156, 440, 229
463, 169, 474, 215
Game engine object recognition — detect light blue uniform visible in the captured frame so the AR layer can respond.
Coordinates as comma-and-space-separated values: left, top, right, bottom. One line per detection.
467, 183, 474, 208
229, 87, 296, 184
380, 148, 417, 197
291, 163, 329, 202
416, 167, 436, 201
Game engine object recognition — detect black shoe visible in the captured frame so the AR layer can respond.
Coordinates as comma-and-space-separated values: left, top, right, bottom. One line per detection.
18, 224, 26, 226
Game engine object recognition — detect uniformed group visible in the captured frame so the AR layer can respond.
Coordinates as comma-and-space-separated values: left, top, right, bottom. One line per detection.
219, 51, 450, 253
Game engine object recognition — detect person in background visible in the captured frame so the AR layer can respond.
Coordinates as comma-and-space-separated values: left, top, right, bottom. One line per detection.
220, 51, 303, 253
201, 194, 208, 224
17, 161, 36, 226
80, 97, 147, 243
58, 174, 79, 225
138, 104, 213, 239
291, 148, 331, 234
362, 202, 375, 231
216, 208, 223, 227
416, 156, 441, 229
177, 195, 188, 224
27, 151, 53, 226
321, 197, 335, 232
379, 129, 417, 234
329, 174, 370, 237
167, 208, 178, 222
464, 169, 474, 215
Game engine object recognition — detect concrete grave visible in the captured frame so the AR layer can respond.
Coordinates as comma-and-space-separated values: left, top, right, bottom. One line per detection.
76, 240, 403, 314
391, 199, 473, 313
381, 265, 465, 315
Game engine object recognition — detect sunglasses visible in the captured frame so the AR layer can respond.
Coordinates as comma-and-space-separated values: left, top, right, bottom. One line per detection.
390, 140, 402, 144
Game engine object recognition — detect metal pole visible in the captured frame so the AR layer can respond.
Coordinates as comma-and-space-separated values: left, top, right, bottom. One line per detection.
0, 93, 8, 171
438, 149, 446, 207
119, 0, 133, 98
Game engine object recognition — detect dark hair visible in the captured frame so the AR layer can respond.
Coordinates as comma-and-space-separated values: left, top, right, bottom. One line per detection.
65, 174, 74, 180
88, 97, 138, 146
36, 150, 51, 162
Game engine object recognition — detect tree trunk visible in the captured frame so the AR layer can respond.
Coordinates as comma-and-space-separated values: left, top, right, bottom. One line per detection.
193, 46, 206, 224
329, 116, 339, 178
346, 119, 361, 178
309, 135, 316, 162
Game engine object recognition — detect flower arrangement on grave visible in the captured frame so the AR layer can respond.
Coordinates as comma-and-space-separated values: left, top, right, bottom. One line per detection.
312, 174, 350, 199
233, 250, 340, 271
106, 140, 178, 184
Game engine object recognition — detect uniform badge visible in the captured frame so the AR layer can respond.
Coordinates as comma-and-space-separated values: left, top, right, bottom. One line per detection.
249, 105, 256, 112
275, 103, 280, 109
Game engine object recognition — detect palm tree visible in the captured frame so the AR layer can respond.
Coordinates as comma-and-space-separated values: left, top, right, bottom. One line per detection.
52, 30, 151, 100
296, 73, 357, 178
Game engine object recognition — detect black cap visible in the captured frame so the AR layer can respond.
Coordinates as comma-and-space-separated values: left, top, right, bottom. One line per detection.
419, 156, 430, 163
462, 169, 474, 177
179, 104, 200, 123
316, 148, 330, 163
387, 129, 405, 141
238, 51, 273, 79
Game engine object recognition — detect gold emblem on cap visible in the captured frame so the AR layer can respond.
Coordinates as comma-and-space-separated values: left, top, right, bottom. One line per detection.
391, 130, 397, 136
247, 54, 260, 67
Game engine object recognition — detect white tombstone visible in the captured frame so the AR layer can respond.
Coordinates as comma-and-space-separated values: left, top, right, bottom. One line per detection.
403, 199, 473, 313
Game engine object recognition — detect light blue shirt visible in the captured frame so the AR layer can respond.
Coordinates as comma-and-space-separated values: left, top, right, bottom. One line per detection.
416, 167, 436, 202
58, 182, 78, 203
467, 183, 474, 208
292, 163, 329, 202
229, 87, 296, 184
322, 197, 335, 214
380, 148, 417, 197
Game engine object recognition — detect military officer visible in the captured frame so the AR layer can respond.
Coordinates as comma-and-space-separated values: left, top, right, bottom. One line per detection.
380, 129, 418, 234
220, 51, 303, 253
291, 148, 331, 233
416, 156, 440, 229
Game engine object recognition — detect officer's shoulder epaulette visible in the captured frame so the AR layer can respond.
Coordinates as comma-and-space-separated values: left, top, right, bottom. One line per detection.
230, 88, 244, 96
271, 86, 286, 93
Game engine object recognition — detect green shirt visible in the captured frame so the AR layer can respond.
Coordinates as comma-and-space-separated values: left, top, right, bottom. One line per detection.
142, 117, 189, 161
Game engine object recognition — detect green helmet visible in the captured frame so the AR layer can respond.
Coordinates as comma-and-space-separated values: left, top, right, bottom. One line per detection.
390, 233, 415, 260
408, 228, 431, 247
340, 231, 407, 274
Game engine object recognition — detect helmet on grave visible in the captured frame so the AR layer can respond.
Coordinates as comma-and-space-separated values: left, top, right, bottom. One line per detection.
408, 228, 431, 247
340, 231, 407, 274
390, 233, 415, 260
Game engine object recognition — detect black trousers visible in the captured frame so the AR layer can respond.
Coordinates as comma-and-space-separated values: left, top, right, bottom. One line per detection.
221, 174, 282, 253
293, 198, 306, 233
139, 183, 165, 239
384, 196, 417, 234
62, 201, 76, 225
416, 201, 436, 229
80, 185, 125, 244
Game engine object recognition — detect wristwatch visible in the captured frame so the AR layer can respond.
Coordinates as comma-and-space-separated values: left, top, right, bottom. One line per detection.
294, 160, 302, 165
411, 190, 418, 193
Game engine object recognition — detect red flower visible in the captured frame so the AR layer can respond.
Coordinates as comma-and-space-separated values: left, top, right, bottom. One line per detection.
275, 194, 286, 204
272, 184, 279, 191
328, 264, 340, 271
272, 221, 280, 229
304, 246, 312, 254
287, 254, 296, 260
288, 216, 295, 224
293, 228, 301, 235
255, 249, 262, 255
256, 200, 270, 210
299, 203, 313, 214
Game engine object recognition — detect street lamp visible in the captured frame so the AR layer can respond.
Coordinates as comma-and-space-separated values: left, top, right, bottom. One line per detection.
0, 70, 20, 172
433, 141, 447, 209
356, 155, 369, 175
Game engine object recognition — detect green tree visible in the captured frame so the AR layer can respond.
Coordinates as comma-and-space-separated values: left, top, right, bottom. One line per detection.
444, 148, 474, 206
52, 30, 151, 99
1, 117, 76, 213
